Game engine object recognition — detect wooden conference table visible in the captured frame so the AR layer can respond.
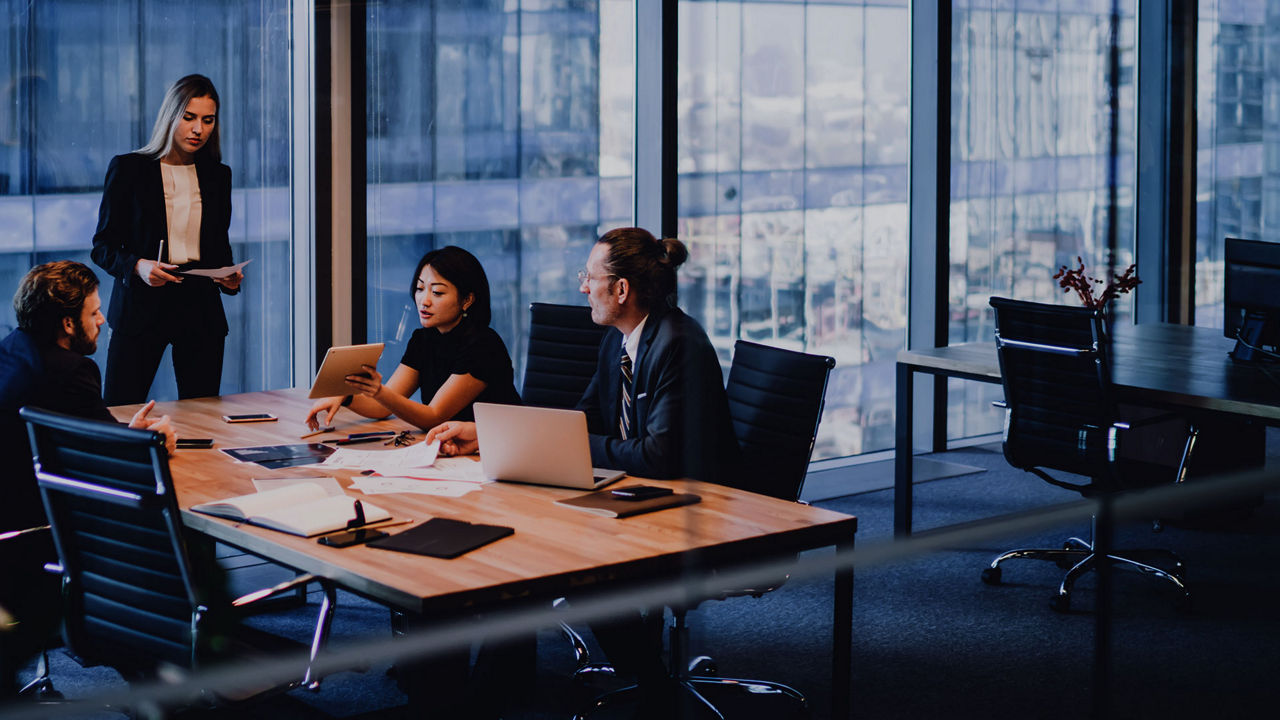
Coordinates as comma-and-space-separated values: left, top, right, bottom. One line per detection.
110, 388, 859, 716
895, 322, 1280, 536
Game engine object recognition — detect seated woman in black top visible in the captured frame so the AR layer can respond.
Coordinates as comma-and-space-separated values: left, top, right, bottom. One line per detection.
305, 246, 520, 430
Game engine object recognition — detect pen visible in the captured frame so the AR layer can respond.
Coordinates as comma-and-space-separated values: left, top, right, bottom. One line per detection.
158, 239, 165, 264
300, 425, 336, 439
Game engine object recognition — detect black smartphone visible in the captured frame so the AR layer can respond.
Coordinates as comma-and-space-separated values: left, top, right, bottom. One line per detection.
317, 528, 389, 547
175, 438, 214, 449
610, 485, 674, 501
222, 413, 278, 423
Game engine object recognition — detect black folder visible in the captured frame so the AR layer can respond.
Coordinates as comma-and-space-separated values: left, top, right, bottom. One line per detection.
368, 517, 514, 559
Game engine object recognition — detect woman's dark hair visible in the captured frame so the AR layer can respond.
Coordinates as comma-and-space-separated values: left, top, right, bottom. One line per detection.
138, 74, 222, 162
409, 246, 492, 328
14, 260, 100, 344
597, 227, 688, 310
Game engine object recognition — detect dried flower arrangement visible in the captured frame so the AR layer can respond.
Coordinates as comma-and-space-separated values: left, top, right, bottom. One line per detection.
1052, 257, 1141, 309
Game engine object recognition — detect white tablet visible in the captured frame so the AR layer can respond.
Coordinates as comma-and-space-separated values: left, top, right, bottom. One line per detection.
308, 343, 386, 399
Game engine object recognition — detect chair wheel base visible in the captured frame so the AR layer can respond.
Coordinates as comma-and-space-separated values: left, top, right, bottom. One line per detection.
689, 655, 717, 676
981, 567, 1002, 585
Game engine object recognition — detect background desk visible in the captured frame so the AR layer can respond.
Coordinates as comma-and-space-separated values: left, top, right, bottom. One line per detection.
111, 389, 859, 715
895, 322, 1280, 536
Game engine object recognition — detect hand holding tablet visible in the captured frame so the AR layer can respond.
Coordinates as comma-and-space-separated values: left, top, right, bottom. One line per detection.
308, 343, 385, 399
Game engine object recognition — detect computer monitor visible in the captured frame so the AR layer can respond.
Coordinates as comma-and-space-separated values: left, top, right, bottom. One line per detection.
1224, 237, 1280, 362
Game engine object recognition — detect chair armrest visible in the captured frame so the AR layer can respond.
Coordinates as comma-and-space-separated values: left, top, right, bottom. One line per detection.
232, 573, 319, 608
0, 525, 50, 542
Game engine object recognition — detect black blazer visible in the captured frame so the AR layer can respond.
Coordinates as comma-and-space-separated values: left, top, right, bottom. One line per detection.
577, 306, 740, 485
91, 152, 237, 337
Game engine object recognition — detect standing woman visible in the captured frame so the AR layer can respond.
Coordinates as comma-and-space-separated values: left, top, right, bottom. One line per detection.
91, 74, 243, 404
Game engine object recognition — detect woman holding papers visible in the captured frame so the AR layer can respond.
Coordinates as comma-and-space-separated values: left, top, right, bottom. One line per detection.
91, 74, 243, 404
305, 245, 521, 431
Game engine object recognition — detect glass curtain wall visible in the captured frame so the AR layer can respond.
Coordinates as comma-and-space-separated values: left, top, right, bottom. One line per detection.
0, 0, 296, 398
676, 0, 911, 460
949, 0, 1137, 439
365, 0, 634, 379
1194, 0, 1278, 328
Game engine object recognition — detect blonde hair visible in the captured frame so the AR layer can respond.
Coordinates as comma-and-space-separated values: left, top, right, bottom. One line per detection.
137, 74, 221, 162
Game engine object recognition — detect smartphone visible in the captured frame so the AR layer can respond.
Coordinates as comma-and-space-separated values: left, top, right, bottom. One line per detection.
317, 528, 389, 547
175, 438, 214, 449
222, 413, 278, 423
610, 485, 674, 501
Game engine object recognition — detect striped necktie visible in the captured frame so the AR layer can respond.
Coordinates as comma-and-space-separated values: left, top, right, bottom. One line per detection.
619, 349, 633, 440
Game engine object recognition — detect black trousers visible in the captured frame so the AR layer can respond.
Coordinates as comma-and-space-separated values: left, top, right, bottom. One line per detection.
104, 327, 225, 405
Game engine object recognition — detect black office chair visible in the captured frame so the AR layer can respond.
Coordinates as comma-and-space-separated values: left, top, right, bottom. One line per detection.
982, 297, 1197, 612
522, 302, 608, 409
20, 406, 338, 710
569, 340, 836, 719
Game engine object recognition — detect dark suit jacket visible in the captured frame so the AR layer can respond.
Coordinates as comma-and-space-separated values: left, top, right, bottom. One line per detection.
577, 307, 740, 485
0, 329, 114, 532
90, 152, 237, 337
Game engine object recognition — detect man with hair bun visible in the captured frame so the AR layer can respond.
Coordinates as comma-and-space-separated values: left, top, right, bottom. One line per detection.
429, 227, 739, 714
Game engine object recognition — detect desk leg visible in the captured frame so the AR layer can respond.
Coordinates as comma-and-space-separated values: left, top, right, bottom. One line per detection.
832, 537, 854, 719
894, 362, 914, 537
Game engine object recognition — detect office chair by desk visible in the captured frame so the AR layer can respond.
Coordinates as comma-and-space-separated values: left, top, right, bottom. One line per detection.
522, 302, 608, 409
982, 297, 1196, 612
569, 340, 836, 719
21, 406, 338, 711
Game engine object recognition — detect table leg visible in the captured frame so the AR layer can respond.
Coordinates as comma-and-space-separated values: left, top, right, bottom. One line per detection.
894, 362, 914, 537
832, 537, 854, 719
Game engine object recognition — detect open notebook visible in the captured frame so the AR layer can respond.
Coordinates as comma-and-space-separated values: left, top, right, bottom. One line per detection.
191, 483, 389, 537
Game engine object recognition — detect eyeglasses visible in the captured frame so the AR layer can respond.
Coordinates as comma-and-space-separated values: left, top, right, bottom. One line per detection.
577, 269, 618, 285
384, 430, 415, 447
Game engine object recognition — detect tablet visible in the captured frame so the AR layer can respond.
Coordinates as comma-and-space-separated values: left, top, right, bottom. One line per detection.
308, 343, 386, 398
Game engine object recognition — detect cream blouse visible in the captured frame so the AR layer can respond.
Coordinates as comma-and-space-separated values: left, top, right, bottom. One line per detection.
160, 162, 202, 264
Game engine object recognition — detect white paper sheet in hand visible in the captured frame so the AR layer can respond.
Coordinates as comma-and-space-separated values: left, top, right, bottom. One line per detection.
348, 476, 483, 497
180, 259, 252, 279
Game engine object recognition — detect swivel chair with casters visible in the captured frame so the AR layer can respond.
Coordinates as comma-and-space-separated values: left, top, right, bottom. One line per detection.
0, 524, 60, 701
566, 340, 836, 718
20, 406, 339, 711
522, 302, 609, 409
982, 297, 1197, 613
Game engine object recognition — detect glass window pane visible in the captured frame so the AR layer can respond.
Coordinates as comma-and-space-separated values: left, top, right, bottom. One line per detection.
949, 1, 1138, 441
1194, 0, 1276, 331
0, 0, 296, 399
366, 1, 635, 380
678, 1, 910, 460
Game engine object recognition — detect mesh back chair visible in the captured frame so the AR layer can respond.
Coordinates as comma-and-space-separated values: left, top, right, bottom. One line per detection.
522, 302, 608, 409
983, 297, 1197, 612
570, 340, 836, 719
21, 406, 336, 708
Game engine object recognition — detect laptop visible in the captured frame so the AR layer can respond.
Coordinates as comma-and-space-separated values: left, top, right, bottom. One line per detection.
473, 403, 625, 489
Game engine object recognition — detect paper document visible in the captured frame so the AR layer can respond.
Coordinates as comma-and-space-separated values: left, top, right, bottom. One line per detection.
349, 476, 484, 498
320, 439, 440, 473
181, 259, 252, 279
392, 457, 488, 484
251, 476, 345, 495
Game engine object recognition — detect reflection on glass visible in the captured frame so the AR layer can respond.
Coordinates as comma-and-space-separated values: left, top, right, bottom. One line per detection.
366, 1, 635, 380
950, 1, 1138, 441
0, 0, 295, 399
1194, 1, 1278, 332
678, 1, 910, 459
